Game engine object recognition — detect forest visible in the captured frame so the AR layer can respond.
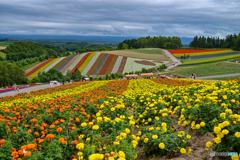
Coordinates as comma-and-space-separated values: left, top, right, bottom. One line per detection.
1, 42, 65, 61
117, 36, 182, 49
189, 33, 240, 50
0, 61, 28, 87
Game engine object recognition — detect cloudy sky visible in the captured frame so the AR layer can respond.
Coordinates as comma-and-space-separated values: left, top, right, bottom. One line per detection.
0, 0, 239, 38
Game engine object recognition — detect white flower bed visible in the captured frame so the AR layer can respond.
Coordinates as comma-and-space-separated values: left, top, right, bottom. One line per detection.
43, 57, 65, 73
111, 56, 123, 74
123, 57, 169, 73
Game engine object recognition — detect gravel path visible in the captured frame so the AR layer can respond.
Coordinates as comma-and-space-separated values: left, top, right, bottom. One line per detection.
195, 73, 240, 80
0, 84, 62, 98
161, 49, 182, 71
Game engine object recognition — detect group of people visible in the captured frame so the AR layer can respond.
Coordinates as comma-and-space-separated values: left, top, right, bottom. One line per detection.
191, 73, 196, 79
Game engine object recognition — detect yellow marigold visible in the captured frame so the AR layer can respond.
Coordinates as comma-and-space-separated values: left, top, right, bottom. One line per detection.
222, 129, 229, 135
92, 125, 99, 130
161, 122, 167, 128
235, 132, 240, 138
180, 148, 186, 154
213, 137, 221, 144
186, 135, 191, 139
124, 128, 130, 134
159, 143, 165, 149
200, 122, 205, 127
144, 138, 149, 143
214, 127, 221, 134
187, 148, 191, 154
81, 122, 87, 127
76, 143, 84, 150
195, 124, 200, 129
118, 151, 125, 158
206, 141, 213, 147
152, 135, 158, 139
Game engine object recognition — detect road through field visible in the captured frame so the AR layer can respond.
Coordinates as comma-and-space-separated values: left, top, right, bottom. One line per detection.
162, 49, 182, 71
0, 84, 62, 97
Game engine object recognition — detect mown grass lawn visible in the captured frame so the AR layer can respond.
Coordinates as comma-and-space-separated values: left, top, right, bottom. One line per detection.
204, 76, 240, 81
166, 62, 240, 77
0, 42, 11, 47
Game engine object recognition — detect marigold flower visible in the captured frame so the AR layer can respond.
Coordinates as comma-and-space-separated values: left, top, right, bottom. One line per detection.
159, 143, 165, 149
180, 148, 186, 154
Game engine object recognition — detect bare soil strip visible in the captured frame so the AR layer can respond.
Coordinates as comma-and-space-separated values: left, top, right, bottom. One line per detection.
0, 46, 6, 49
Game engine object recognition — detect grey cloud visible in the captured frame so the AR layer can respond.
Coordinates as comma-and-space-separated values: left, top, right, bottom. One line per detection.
0, 0, 239, 38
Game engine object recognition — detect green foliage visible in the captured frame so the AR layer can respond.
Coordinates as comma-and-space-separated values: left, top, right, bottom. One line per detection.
0, 61, 27, 87
167, 62, 240, 77
189, 33, 240, 50
2, 42, 64, 61
122, 43, 128, 49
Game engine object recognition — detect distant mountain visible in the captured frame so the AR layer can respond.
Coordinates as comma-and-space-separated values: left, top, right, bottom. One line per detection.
0, 34, 193, 44
180, 37, 193, 45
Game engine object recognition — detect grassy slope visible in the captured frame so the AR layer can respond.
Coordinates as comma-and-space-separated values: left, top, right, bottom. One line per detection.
0, 52, 6, 59
166, 62, 240, 77
0, 42, 11, 47
205, 76, 240, 80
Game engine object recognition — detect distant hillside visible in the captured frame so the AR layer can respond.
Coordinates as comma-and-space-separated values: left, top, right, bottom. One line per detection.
1, 41, 65, 61
25, 51, 169, 77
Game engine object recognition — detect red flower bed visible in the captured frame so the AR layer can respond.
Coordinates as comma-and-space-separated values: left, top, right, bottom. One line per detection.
169, 49, 225, 54
25, 59, 55, 77
98, 54, 114, 75
71, 53, 91, 72
117, 57, 127, 74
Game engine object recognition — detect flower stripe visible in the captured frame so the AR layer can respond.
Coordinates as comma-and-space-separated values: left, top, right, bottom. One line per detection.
42, 57, 65, 73
78, 52, 97, 73
27, 59, 56, 77
81, 52, 101, 75
92, 53, 109, 75
117, 57, 127, 74
60, 54, 79, 74
173, 50, 233, 57
169, 49, 227, 54
71, 53, 91, 72
105, 55, 118, 75
111, 56, 123, 74
57, 55, 76, 71
86, 53, 105, 75
25, 59, 50, 77
52, 56, 69, 69
65, 53, 87, 74
98, 54, 114, 75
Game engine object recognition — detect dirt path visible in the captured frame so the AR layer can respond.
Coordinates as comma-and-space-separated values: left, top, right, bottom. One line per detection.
0, 46, 6, 49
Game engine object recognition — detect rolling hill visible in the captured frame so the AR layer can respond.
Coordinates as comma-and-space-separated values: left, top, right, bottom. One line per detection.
25, 51, 169, 77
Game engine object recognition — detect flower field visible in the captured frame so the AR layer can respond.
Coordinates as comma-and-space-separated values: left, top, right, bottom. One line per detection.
25, 52, 169, 77
169, 49, 240, 59
1, 78, 240, 160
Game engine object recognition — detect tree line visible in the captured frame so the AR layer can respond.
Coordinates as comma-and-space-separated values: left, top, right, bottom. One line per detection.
1, 42, 65, 61
0, 61, 28, 87
189, 33, 240, 50
117, 36, 182, 49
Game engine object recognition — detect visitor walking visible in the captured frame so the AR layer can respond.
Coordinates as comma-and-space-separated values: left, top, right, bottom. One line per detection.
17, 87, 19, 92
50, 82, 53, 88
193, 73, 196, 79
191, 74, 194, 79
13, 83, 17, 91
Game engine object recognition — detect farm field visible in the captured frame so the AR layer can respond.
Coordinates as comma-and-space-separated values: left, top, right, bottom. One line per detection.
25, 52, 169, 77
0, 79, 240, 160
0, 42, 11, 47
165, 62, 240, 77
131, 49, 163, 55
168, 49, 240, 65
104, 50, 169, 61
